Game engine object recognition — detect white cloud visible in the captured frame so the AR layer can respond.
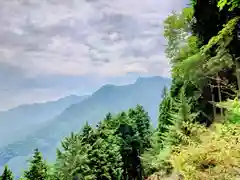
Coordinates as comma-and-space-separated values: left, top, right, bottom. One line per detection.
0, 0, 186, 109
0, 0, 186, 77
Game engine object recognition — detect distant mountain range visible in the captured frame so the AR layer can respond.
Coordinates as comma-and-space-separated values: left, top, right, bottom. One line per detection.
0, 95, 88, 147
0, 76, 171, 177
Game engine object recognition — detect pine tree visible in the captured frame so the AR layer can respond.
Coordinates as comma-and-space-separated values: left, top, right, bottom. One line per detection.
129, 105, 151, 152
162, 85, 200, 147
80, 122, 96, 145
158, 88, 173, 135
24, 148, 48, 180
55, 117, 124, 180
1, 165, 14, 180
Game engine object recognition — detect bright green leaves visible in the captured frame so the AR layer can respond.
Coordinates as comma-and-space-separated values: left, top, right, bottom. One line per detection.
143, 84, 203, 176
218, 0, 229, 10
164, 7, 194, 61
218, 0, 240, 11
202, 17, 240, 53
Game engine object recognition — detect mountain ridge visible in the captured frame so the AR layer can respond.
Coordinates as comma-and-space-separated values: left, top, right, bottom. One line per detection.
0, 95, 88, 147
0, 76, 171, 177
0, 94, 87, 113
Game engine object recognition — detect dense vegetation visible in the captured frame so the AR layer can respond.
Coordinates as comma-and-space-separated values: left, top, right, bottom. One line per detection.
1, 0, 240, 179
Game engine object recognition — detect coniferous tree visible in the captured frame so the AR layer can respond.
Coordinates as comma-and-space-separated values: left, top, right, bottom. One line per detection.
162, 85, 200, 147
24, 148, 48, 180
1, 166, 14, 180
55, 116, 124, 180
158, 87, 173, 135
128, 105, 151, 152
81, 122, 96, 145
114, 111, 143, 180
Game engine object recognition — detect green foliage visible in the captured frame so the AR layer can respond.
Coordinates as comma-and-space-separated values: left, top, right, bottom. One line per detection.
164, 7, 194, 61
218, 0, 240, 11
55, 132, 92, 180
173, 16, 239, 83
202, 16, 240, 53
169, 1, 240, 129
162, 86, 200, 147
0, 166, 14, 180
54, 105, 151, 180
144, 93, 240, 179
217, 97, 240, 124
128, 105, 152, 152
190, 0, 197, 6
171, 123, 240, 180
141, 142, 173, 177
24, 149, 49, 180
142, 85, 203, 176
172, 51, 203, 81
145, 2, 240, 178
3, 1, 240, 179
158, 87, 173, 135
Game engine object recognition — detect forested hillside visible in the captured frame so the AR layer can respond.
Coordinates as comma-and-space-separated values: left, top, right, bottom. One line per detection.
1, 0, 240, 179
0, 76, 170, 178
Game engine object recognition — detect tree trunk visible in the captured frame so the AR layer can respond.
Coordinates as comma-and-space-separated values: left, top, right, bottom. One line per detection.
234, 55, 240, 99
216, 74, 223, 117
210, 84, 216, 118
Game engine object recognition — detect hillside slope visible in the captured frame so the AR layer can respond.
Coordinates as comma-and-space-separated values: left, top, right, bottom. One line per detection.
0, 76, 171, 176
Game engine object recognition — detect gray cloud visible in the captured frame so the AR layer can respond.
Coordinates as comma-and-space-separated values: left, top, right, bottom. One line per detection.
0, 0, 187, 109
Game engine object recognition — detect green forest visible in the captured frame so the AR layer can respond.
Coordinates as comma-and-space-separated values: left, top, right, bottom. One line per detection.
1, 0, 240, 179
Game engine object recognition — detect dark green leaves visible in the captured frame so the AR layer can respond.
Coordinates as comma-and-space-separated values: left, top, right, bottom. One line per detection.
0, 166, 14, 180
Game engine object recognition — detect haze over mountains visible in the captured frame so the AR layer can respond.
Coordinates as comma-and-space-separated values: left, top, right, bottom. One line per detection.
0, 95, 88, 147
0, 76, 171, 177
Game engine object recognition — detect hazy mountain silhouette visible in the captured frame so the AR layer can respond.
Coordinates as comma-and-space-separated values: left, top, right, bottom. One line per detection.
0, 76, 171, 177
0, 95, 88, 147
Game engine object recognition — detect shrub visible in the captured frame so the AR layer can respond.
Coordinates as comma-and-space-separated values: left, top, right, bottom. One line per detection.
171, 123, 240, 180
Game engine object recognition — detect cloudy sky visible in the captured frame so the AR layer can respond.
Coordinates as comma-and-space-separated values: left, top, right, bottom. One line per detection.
0, 0, 187, 110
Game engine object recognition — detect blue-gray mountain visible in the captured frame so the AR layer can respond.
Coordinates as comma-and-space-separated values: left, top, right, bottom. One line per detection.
0, 76, 171, 177
0, 95, 88, 147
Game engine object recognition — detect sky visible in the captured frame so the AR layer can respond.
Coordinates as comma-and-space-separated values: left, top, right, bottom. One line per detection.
0, 0, 187, 110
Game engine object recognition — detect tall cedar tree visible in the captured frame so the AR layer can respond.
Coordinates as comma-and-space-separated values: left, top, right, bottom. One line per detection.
24, 148, 48, 180
116, 108, 151, 180
128, 105, 151, 152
